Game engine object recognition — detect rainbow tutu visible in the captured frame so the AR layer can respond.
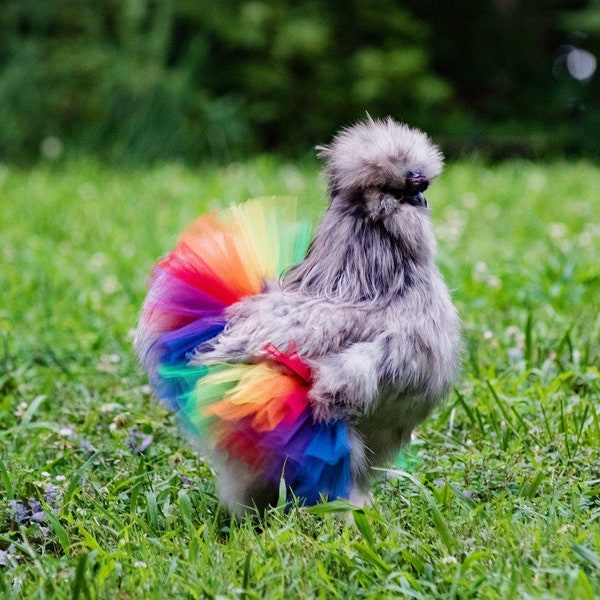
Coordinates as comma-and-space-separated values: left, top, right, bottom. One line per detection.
136, 198, 352, 505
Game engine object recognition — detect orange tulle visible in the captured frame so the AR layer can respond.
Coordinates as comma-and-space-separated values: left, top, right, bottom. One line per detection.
203, 363, 308, 432
181, 217, 263, 298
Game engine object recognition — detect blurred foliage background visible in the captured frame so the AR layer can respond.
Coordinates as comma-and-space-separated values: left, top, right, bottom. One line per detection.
1, 0, 599, 164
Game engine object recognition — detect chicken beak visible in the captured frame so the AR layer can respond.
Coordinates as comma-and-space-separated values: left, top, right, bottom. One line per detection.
404, 192, 428, 208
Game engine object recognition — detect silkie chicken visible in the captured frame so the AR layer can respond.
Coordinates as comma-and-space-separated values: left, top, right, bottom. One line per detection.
135, 117, 461, 515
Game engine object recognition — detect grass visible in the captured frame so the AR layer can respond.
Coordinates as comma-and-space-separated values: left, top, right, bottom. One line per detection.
0, 156, 599, 598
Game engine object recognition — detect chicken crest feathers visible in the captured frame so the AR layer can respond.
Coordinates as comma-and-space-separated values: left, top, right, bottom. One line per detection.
317, 116, 444, 191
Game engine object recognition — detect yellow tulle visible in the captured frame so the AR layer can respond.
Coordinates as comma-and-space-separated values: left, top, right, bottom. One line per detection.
178, 197, 307, 300
199, 362, 301, 432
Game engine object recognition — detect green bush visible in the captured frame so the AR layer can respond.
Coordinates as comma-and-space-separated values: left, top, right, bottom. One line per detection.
0, 0, 599, 162
0, 0, 450, 162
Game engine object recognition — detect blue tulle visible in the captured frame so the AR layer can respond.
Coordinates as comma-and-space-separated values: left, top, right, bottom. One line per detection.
152, 316, 352, 505
159, 320, 226, 366
155, 364, 208, 414
289, 420, 352, 505
151, 320, 225, 410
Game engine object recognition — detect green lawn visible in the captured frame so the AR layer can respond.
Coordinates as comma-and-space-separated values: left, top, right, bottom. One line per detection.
1, 158, 599, 599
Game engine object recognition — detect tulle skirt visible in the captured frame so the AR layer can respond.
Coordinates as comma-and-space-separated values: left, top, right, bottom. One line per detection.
136, 198, 352, 505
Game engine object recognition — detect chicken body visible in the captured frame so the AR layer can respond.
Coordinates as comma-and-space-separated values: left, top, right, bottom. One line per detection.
191, 118, 461, 513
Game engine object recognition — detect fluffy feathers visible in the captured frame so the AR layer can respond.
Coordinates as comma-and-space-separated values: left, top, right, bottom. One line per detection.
136, 117, 460, 515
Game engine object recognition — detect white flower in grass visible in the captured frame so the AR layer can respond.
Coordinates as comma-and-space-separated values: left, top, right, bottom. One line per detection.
548, 222, 568, 241
472, 262, 488, 282
134, 561, 148, 569
487, 275, 501, 289
508, 347, 524, 363
14, 402, 28, 419
100, 402, 123, 413
89, 252, 108, 272
506, 326, 525, 361
442, 556, 458, 564
461, 192, 478, 209
97, 354, 121, 374
103, 275, 121, 295
505, 325, 524, 341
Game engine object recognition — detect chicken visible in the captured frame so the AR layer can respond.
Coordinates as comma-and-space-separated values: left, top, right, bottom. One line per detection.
136, 117, 460, 514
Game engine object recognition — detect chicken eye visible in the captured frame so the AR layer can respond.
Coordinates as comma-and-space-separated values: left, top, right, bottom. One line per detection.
380, 184, 404, 199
